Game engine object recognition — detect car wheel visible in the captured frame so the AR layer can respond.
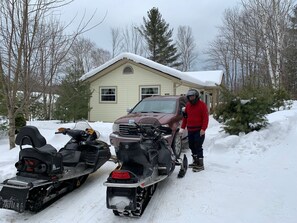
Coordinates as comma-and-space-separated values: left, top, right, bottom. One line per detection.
172, 133, 182, 159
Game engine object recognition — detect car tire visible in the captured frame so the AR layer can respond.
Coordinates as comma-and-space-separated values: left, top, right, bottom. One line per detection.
172, 133, 182, 159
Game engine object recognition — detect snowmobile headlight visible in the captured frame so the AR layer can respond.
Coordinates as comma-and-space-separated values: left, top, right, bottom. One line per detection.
112, 123, 119, 133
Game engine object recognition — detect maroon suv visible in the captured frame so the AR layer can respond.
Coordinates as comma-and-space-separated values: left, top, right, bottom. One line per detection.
109, 95, 188, 158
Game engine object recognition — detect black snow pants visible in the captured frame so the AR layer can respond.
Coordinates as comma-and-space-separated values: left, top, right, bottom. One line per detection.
188, 130, 205, 158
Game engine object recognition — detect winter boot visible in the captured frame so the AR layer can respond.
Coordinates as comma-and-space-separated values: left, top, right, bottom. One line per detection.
192, 158, 204, 172
189, 155, 198, 168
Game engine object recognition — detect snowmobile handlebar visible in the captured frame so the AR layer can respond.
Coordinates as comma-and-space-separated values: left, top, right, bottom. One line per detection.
55, 128, 98, 143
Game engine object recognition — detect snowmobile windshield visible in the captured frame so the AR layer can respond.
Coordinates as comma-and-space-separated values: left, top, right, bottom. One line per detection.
73, 121, 92, 130
131, 99, 177, 114
72, 121, 100, 139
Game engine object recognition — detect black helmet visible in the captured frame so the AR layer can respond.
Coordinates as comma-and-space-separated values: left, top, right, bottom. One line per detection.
186, 89, 199, 104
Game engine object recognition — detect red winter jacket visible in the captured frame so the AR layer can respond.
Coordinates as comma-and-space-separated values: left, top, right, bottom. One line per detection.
181, 100, 209, 132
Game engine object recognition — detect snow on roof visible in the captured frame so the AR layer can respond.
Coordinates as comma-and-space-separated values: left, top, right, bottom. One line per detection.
80, 52, 223, 87
183, 70, 224, 86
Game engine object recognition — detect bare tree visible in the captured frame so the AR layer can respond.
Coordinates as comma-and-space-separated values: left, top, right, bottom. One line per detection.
206, 1, 294, 93
122, 25, 146, 55
283, 5, 297, 98
66, 36, 111, 72
0, 0, 103, 149
37, 19, 74, 120
111, 25, 146, 57
0, 0, 49, 149
206, 8, 243, 91
111, 27, 123, 57
176, 26, 198, 71
242, 0, 294, 89
89, 48, 111, 69
207, 37, 234, 90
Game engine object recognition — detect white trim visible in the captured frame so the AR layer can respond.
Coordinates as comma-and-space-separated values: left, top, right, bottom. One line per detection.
99, 86, 117, 103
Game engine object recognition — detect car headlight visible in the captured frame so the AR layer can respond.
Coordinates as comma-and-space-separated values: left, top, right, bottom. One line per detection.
112, 123, 119, 133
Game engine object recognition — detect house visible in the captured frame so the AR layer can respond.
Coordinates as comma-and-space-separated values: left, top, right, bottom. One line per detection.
80, 52, 224, 122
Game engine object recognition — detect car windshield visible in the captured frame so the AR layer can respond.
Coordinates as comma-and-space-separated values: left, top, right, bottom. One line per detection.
131, 99, 177, 114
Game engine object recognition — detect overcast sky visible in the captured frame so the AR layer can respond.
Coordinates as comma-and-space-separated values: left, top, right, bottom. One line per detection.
59, 0, 239, 63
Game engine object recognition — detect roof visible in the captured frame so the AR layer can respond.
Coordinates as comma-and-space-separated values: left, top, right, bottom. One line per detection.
80, 52, 223, 87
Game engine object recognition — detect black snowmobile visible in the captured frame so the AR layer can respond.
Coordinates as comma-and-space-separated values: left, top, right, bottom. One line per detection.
104, 117, 188, 217
0, 121, 111, 213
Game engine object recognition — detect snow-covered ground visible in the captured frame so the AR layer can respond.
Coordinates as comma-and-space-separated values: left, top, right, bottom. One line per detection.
0, 102, 297, 223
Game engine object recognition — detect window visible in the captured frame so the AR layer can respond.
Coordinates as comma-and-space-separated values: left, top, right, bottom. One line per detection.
131, 99, 176, 114
100, 87, 116, 103
123, 66, 133, 74
140, 86, 160, 100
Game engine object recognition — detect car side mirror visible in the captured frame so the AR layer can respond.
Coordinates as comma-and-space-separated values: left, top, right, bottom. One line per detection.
127, 108, 132, 113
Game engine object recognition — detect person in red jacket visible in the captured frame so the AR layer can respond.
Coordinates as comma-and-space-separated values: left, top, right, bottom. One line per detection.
179, 89, 209, 172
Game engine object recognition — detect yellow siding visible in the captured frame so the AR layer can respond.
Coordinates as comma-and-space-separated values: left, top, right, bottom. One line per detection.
89, 63, 178, 122
176, 85, 190, 96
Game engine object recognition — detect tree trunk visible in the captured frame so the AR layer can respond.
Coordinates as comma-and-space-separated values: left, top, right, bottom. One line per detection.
8, 112, 16, 149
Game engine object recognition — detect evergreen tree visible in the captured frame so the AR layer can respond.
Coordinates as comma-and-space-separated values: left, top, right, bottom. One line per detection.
213, 86, 273, 135
140, 7, 180, 67
15, 113, 26, 134
221, 97, 269, 135
54, 60, 92, 122
213, 85, 292, 135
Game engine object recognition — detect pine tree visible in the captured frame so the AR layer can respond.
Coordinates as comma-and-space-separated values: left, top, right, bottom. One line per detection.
213, 87, 271, 135
140, 7, 180, 67
222, 97, 269, 135
54, 60, 92, 122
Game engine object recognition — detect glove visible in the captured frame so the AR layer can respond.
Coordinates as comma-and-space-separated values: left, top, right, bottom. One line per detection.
58, 127, 65, 132
86, 128, 95, 135
181, 107, 187, 118
200, 129, 205, 136
58, 127, 69, 134
179, 128, 184, 134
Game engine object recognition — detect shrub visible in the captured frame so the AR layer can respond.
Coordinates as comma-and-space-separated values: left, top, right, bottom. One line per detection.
213, 86, 290, 135
15, 113, 26, 134
221, 97, 268, 135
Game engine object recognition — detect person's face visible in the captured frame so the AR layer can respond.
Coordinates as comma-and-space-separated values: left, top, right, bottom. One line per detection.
189, 95, 195, 101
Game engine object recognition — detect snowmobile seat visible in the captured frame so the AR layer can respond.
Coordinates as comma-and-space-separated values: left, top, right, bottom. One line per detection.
15, 125, 63, 175
118, 142, 152, 174
16, 125, 58, 154
118, 142, 148, 161
16, 125, 47, 148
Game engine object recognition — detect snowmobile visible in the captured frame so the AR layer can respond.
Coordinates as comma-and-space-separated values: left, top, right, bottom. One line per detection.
104, 117, 188, 217
0, 121, 111, 213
